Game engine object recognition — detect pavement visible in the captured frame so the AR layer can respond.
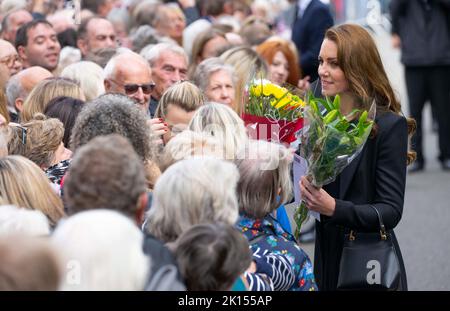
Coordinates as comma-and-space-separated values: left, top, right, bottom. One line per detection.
286, 25, 450, 290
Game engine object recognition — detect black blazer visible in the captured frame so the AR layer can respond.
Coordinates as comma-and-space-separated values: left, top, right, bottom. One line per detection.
291, 0, 334, 81
314, 111, 409, 290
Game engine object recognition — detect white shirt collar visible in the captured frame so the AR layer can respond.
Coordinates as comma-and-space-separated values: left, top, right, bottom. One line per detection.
297, 0, 313, 17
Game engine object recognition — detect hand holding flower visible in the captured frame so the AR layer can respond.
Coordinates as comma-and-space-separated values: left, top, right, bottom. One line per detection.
299, 176, 336, 217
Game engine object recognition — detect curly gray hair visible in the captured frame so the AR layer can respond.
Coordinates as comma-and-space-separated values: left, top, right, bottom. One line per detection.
70, 93, 154, 161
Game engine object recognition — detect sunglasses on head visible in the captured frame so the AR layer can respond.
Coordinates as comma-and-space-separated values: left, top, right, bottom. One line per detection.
123, 83, 156, 95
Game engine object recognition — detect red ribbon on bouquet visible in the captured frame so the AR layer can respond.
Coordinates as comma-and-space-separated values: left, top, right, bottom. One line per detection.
242, 113, 303, 144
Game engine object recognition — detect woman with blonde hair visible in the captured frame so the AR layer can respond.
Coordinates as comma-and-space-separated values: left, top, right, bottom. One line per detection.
60, 61, 105, 101
6, 114, 72, 187
0, 88, 10, 124
188, 103, 247, 160
0, 155, 65, 227
154, 81, 204, 144
220, 46, 268, 115
7, 114, 70, 168
20, 77, 85, 123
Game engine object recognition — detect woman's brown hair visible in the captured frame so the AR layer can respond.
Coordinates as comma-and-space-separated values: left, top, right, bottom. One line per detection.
7, 113, 64, 169
325, 24, 416, 165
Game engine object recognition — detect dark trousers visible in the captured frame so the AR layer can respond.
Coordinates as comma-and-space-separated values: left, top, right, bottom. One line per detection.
405, 66, 450, 163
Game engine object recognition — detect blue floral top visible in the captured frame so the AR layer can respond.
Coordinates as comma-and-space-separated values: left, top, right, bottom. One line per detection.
236, 214, 317, 291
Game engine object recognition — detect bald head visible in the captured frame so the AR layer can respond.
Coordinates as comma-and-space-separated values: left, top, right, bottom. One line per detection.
104, 52, 154, 113
5, 66, 53, 113
17, 66, 53, 94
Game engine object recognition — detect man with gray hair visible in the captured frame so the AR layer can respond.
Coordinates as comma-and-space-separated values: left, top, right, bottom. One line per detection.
0, 9, 33, 44
5, 66, 53, 122
141, 42, 188, 117
103, 51, 155, 114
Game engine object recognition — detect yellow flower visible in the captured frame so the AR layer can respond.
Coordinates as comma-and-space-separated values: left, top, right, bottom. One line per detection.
250, 84, 262, 97
271, 85, 288, 99
261, 83, 274, 96
274, 97, 292, 110
290, 98, 306, 108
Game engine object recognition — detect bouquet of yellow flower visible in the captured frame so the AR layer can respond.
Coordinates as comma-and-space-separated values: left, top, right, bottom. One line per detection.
242, 79, 305, 144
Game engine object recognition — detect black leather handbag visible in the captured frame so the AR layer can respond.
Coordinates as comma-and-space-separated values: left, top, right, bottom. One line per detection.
337, 205, 401, 290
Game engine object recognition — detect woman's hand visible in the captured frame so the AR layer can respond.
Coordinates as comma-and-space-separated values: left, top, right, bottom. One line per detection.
299, 176, 336, 217
147, 118, 168, 146
297, 76, 311, 93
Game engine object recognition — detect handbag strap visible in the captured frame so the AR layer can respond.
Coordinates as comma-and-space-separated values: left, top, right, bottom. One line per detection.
349, 205, 388, 241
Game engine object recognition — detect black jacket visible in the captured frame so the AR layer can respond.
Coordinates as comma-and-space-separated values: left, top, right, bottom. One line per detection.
291, 0, 334, 81
390, 0, 450, 66
315, 111, 409, 291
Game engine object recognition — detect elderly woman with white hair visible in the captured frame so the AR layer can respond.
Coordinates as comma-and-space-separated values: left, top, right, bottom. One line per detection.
60, 61, 105, 101
158, 130, 224, 172
188, 103, 247, 160
52, 209, 150, 291
191, 57, 236, 108
145, 157, 295, 291
145, 157, 239, 243
235, 140, 318, 291
0, 205, 51, 237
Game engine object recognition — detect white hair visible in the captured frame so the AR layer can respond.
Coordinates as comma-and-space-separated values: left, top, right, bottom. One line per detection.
57, 46, 82, 73
159, 130, 225, 171
0, 0, 27, 15
192, 57, 237, 93
145, 157, 240, 243
5, 74, 24, 109
235, 139, 293, 218
52, 210, 150, 291
103, 49, 143, 80
188, 103, 248, 160
141, 42, 188, 67
0, 205, 51, 237
61, 61, 105, 101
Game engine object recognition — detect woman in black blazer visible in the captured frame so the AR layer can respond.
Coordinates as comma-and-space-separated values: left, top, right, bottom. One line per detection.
299, 24, 416, 291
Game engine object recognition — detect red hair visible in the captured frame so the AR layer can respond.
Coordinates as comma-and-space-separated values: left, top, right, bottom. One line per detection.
256, 40, 300, 86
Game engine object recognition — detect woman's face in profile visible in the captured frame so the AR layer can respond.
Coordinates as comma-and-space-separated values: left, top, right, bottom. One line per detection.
52, 142, 72, 167
318, 39, 349, 97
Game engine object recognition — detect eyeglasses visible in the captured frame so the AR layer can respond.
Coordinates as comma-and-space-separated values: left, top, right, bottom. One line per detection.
11, 124, 28, 145
0, 54, 20, 68
108, 79, 156, 95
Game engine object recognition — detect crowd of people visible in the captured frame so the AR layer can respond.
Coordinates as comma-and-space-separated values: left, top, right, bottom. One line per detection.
0, 0, 437, 291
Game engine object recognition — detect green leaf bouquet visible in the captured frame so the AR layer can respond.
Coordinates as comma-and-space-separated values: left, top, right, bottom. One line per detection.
294, 94, 376, 239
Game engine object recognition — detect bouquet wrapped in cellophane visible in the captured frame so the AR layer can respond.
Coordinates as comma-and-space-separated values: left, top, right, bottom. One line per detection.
294, 94, 376, 239
242, 79, 305, 144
